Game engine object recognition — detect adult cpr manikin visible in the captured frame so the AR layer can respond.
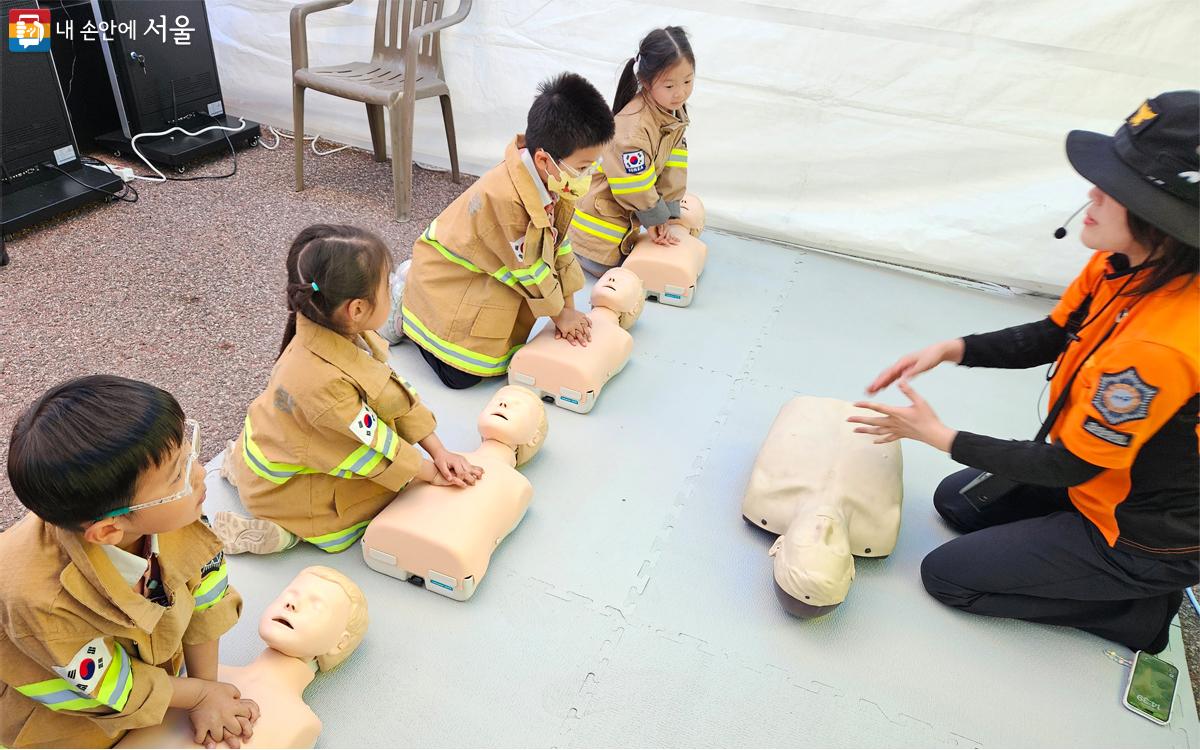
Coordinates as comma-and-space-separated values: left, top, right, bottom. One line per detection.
117, 567, 368, 749
741, 397, 903, 617
623, 193, 707, 307
361, 385, 548, 600
508, 267, 644, 414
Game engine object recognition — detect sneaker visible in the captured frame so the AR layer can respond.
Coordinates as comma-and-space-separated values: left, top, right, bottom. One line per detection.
212, 511, 297, 555
378, 258, 412, 345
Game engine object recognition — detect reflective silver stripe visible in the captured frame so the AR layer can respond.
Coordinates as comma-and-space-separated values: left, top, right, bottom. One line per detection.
192, 575, 228, 609
571, 212, 626, 240
401, 309, 516, 371
310, 526, 366, 549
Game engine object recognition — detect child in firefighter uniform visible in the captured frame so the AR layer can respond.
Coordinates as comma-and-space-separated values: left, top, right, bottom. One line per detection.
569, 27, 697, 277
215, 224, 482, 556
399, 73, 617, 389
0, 376, 252, 748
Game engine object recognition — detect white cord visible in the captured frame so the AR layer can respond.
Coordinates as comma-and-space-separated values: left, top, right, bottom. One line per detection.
130, 117, 248, 183
258, 125, 348, 155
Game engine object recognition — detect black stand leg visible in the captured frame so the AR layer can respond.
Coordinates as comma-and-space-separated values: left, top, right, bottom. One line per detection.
0, 234, 8, 267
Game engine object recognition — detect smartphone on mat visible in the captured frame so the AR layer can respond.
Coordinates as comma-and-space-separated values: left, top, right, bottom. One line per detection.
1123, 650, 1179, 725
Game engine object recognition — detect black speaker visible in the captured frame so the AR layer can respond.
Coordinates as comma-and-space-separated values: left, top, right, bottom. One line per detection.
1, 0, 122, 253
88, 0, 259, 167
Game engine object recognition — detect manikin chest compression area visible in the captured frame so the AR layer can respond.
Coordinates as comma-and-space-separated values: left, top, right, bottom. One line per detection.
741, 397, 904, 617
361, 386, 549, 601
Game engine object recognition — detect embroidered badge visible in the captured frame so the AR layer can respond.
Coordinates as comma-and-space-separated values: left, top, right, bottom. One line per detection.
468, 193, 483, 216
53, 638, 111, 694
1093, 367, 1157, 425
1083, 416, 1133, 447
272, 386, 295, 414
349, 403, 382, 446
510, 236, 526, 263
200, 551, 224, 577
1127, 101, 1158, 128
622, 150, 648, 175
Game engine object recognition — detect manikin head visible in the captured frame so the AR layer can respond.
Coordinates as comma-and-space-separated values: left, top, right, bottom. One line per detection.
589, 267, 645, 330
259, 566, 370, 671
768, 505, 854, 619
677, 193, 705, 234
477, 385, 549, 467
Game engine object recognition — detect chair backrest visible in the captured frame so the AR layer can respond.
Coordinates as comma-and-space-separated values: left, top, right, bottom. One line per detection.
372, 0, 446, 73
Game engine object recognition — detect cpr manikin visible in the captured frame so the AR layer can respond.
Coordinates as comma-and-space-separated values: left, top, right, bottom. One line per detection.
117, 567, 368, 749
361, 385, 548, 600
623, 193, 707, 307
508, 267, 645, 414
741, 397, 903, 617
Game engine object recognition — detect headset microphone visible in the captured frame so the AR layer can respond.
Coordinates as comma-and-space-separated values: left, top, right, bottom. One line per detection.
1054, 201, 1092, 239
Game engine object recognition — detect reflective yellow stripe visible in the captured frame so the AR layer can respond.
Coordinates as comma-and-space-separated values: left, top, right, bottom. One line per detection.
304, 521, 371, 553
557, 240, 573, 256
95, 643, 132, 710
606, 163, 657, 184
424, 221, 547, 288
242, 416, 313, 485
570, 209, 627, 244
193, 562, 229, 613
401, 305, 521, 377
573, 209, 626, 232
665, 148, 688, 168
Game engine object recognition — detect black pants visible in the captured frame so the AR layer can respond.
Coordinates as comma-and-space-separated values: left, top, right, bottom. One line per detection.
417, 344, 487, 390
921, 468, 1199, 653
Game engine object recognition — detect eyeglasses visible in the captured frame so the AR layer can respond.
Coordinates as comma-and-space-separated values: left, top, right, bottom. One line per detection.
550, 154, 603, 178
98, 420, 200, 520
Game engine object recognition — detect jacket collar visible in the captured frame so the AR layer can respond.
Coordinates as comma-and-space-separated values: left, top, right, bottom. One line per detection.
640, 92, 689, 132
55, 521, 220, 633
506, 135, 553, 229
296, 314, 392, 401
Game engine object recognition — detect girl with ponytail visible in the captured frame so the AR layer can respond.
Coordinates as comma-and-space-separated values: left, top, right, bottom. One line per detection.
568, 26, 698, 276
213, 224, 481, 556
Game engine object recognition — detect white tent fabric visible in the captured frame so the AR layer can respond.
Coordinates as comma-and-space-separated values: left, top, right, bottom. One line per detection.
209, 0, 1196, 293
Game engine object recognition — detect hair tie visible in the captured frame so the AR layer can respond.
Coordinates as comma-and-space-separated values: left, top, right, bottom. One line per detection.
310, 281, 320, 292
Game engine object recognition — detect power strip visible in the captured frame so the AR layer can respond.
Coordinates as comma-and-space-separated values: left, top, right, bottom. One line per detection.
85, 162, 135, 182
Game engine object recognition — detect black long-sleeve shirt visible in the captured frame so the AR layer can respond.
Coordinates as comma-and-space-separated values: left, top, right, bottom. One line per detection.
951, 317, 1102, 487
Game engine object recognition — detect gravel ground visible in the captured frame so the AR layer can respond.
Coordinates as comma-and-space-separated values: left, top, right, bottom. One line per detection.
0, 131, 474, 525
0, 133, 1196, 715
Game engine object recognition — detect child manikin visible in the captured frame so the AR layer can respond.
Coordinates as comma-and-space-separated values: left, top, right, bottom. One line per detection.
361, 386, 548, 600
741, 397, 903, 617
623, 193, 706, 307
117, 567, 368, 749
507, 267, 645, 414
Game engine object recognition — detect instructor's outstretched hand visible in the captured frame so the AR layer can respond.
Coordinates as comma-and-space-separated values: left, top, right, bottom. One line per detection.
849, 380, 957, 452
865, 338, 965, 395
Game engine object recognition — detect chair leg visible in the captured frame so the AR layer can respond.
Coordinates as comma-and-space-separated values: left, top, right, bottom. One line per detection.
440, 94, 460, 183
388, 100, 414, 222
366, 103, 387, 162
293, 84, 306, 191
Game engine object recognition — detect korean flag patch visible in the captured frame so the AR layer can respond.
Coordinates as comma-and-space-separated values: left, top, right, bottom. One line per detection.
1093, 367, 1157, 425
349, 403, 382, 446
510, 236, 526, 263
53, 637, 111, 694
622, 150, 648, 175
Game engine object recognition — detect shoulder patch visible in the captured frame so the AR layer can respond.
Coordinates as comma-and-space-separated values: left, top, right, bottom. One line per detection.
200, 550, 225, 577
1082, 416, 1133, 447
510, 236, 526, 263
272, 386, 295, 414
622, 150, 648, 175
53, 637, 111, 694
349, 403, 382, 446
1093, 367, 1158, 425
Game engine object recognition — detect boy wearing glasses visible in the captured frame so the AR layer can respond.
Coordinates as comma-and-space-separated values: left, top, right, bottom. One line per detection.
396, 72, 616, 389
0, 376, 257, 749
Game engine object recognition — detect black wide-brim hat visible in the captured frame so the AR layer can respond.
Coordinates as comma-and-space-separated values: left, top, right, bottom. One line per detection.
1066, 90, 1199, 247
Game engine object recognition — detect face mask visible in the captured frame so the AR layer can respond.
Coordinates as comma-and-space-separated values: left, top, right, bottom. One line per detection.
546, 157, 593, 201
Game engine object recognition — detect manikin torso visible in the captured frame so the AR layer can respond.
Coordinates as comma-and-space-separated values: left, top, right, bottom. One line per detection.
624, 222, 707, 307
508, 267, 643, 414
362, 440, 531, 599
362, 386, 547, 600
741, 396, 903, 617
117, 652, 321, 749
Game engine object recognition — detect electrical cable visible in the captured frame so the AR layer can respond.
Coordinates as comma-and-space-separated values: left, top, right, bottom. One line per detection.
129, 115, 246, 183
43, 160, 139, 203
258, 125, 349, 155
